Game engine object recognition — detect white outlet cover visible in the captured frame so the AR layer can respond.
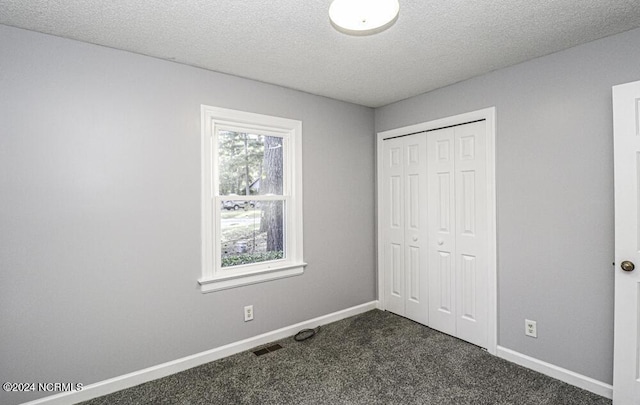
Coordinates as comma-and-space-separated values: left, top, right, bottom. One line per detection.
525, 319, 537, 338
244, 305, 254, 322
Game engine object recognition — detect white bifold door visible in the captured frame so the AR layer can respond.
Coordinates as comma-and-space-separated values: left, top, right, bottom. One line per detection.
381, 134, 429, 325
381, 120, 488, 348
426, 121, 488, 348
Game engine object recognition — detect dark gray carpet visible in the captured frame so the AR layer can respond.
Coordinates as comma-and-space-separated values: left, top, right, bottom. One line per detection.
79, 310, 611, 405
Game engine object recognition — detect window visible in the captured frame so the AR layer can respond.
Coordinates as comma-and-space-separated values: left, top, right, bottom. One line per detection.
199, 106, 305, 292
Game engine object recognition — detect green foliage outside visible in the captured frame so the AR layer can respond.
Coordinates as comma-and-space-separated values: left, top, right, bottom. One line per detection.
221, 251, 284, 267
218, 131, 265, 196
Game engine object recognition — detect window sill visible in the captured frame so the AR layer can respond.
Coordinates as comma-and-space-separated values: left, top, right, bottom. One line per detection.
198, 262, 307, 293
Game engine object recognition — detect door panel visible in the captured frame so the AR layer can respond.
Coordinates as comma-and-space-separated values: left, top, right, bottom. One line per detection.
428, 127, 457, 335
460, 254, 477, 321
438, 173, 452, 231
404, 135, 429, 324
408, 246, 420, 301
382, 135, 428, 324
383, 138, 405, 315
391, 176, 402, 227
437, 251, 453, 313
455, 121, 488, 348
460, 170, 476, 235
407, 175, 420, 230
613, 80, 640, 404
391, 243, 402, 297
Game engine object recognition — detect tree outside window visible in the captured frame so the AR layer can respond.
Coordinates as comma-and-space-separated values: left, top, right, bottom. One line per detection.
218, 131, 285, 268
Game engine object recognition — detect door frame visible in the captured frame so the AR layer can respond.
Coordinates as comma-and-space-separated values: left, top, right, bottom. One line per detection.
376, 107, 497, 355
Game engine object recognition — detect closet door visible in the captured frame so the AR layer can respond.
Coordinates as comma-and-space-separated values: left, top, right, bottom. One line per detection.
454, 121, 488, 348
382, 135, 428, 324
427, 127, 457, 335
427, 121, 488, 348
404, 135, 428, 325
382, 137, 406, 316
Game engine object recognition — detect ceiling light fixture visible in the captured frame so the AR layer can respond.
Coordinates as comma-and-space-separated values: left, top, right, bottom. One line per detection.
329, 0, 400, 36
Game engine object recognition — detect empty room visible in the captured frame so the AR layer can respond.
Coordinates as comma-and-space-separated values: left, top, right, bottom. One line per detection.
2, 1, 640, 404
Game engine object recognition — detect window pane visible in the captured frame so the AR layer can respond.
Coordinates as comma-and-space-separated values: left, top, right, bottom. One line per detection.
218, 131, 283, 196
220, 200, 285, 268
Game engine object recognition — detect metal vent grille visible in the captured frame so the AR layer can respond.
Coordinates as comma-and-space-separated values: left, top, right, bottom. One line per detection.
253, 344, 283, 356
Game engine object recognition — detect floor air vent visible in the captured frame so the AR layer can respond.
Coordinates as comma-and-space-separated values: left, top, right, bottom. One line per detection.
253, 344, 283, 356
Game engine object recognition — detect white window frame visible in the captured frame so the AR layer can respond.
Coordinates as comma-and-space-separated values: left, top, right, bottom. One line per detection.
199, 105, 305, 293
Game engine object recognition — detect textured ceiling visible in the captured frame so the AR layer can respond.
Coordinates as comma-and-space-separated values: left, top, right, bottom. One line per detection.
1, 1, 640, 107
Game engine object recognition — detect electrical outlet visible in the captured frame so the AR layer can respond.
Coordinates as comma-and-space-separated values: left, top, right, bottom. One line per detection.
525, 319, 537, 338
244, 305, 254, 322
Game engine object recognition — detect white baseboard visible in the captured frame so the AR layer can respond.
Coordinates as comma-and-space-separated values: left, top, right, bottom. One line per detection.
496, 346, 613, 399
22, 301, 379, 405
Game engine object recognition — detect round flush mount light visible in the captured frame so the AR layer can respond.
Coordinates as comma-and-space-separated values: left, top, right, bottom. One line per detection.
329, 0, 400, 35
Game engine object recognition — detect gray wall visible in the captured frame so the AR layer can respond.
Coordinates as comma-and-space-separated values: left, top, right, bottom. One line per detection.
0, 25, 375, 404
376, 27, 640, 384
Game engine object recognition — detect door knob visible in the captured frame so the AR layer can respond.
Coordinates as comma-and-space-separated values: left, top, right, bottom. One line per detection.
412, 236, 418, 242
437, 239, 444, 246
621, 261, 635, 272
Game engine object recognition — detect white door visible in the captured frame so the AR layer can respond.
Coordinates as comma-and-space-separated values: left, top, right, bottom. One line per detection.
404, 134, 429, 324
428, 121, 488, 348
382, 137, 406, 316
613, 80, 640, 404
381, 134, 429, 324
427, 126, 457, 335
454, 121, 488, 347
